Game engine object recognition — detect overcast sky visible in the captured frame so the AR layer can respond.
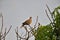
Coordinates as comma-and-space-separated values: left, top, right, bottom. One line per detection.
0, 0, 60, 40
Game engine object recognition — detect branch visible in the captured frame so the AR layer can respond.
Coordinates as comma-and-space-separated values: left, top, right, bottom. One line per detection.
1, 16, 3, 34
28, 25, 36, 37
34, 16, 38, 27
16, 27, 18, 40
3, 28, 7, 40
15, 29, 26, 40
46, 4, 51, 14
2, 25, 12, 39
45, 10, 52, 23
46, 4, 54, 21
26, 32, 29, 40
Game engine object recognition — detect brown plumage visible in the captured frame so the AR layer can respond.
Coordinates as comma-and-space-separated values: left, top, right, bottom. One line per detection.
21, 17, 32, 28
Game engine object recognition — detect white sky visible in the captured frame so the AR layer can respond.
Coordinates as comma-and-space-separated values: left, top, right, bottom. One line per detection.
0, 0, 60, 40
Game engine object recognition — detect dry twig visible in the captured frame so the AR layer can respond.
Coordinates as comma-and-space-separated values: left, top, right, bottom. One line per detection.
1, 25, 12, 39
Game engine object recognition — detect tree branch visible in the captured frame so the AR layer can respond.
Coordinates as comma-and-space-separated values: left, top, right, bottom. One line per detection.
2, 25, 12, 39
45, 10, 53, 23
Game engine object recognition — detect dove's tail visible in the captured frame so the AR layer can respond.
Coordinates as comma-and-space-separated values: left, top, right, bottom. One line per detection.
20, 24, 24, 28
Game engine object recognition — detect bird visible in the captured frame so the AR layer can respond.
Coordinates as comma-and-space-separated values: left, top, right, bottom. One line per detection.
20, 17, 32, 28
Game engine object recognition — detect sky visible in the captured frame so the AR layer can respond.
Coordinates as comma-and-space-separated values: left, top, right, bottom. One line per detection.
0, 0, 60, 40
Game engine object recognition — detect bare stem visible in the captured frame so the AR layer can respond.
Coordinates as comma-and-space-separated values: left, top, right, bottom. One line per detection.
1, 16, 3, 34
2, 25, 12, 39
46, 4, 54, 21
34, 16, 38, 27
15, 30, 26, 40
45, 10, 52, 23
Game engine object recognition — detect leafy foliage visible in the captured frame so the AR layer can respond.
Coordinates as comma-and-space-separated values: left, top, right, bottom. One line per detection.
35, 6, 60, 40
35, 25, 56, 40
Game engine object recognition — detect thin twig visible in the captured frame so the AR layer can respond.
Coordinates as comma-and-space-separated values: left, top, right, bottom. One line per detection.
17, 27, 18, 40
46, 4, 54, 21
1, 16, 3, 34
2, 25, 12, 39
34, 16, 38, 27
46, 4, 51, 14
26, 32, 29, 40
3, 28, 7, 40
0, 32, 2, 40
15, 30, 26, 39
45, 10, 52, 23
